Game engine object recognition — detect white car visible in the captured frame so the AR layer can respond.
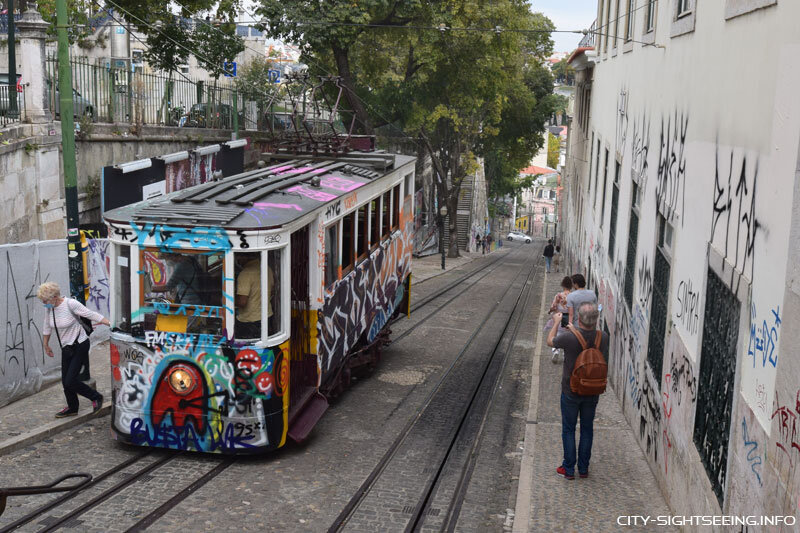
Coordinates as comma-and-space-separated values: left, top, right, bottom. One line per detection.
507, 231, 531, 243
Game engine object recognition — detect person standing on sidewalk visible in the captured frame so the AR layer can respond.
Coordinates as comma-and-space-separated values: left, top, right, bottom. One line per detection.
552, 245, 562, 272
545, 276, 574, 363
37, 282, 108, 418
542, 239, 555, 272
566, 273, 597, 326
546, 302, 609, 479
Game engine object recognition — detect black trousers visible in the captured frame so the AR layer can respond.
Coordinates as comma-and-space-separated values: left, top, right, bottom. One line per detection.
61, 339, 100, 411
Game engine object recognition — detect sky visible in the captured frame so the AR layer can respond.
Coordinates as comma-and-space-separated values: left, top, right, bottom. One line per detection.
531, 0, 598, 53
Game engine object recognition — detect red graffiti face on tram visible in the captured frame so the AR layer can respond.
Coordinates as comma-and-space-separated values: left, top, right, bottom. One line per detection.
150, 361, 209, 434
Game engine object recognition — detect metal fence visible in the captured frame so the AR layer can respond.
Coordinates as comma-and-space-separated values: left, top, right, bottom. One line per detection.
579, 19, 596, 48
0, 83, 26, 127
45, 55, 274, 130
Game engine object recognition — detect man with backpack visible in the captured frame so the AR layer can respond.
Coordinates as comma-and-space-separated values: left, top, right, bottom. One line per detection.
546, 302, 609, 480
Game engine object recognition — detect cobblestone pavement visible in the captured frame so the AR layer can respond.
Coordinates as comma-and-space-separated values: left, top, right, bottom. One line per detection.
0, 243, 675, 532
516, 265, 677, 532
0, 331, 111, 453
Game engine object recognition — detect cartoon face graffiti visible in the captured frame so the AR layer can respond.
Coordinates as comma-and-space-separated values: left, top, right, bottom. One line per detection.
149, 359, 213, 435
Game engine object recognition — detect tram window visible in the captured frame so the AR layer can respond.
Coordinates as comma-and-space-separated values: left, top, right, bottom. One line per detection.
114, 244, 131, 333
392, 184, 401, 230
267, 248, 284, 339
342, 212, 355, 273
356, 205, 368, 260
382, 191, 391, 240
234, 252, 262, 340
369, 198, 380, 247
325, 223, 339, 287
140, 250, 224, 335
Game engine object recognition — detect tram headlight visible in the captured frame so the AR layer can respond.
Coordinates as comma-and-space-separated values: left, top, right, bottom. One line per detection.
167, 366, 196, 395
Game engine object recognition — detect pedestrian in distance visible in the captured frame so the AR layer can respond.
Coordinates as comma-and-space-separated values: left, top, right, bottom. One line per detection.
546, 302, 609, 480
37, 281, 109, 418
542, 239, 555, 273
481, 235, 487, 255
566, 273, 597, 327
546, 276, 574, 363
553, 245, 562, 272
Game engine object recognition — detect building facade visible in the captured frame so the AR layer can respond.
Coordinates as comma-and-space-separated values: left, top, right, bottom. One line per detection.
562, 0, 800, 521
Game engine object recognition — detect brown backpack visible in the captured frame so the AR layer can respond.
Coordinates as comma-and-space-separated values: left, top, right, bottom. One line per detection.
567, 324, 608, 395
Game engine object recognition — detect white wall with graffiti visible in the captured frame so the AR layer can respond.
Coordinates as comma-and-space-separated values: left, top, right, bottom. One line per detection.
0, 240, 70, 407
562, 0, 800, 519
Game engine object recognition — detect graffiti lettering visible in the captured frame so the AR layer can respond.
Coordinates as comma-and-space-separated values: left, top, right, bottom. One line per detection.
320, 176, 363, 193
771, 391, 800, 465
710, 146, 762, 293
637, 255, 653, 310
655, 111, 688, 225
631, 113, 650, 199
131, 222, 232, 253
747, 304, 780, 369
675, 279, 700, 336
286, 185, 337, 202
741, 417, 763, 487
129, 418, 255, 451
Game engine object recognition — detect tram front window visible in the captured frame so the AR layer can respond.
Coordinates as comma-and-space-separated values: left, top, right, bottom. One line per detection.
141, 250, 224, 335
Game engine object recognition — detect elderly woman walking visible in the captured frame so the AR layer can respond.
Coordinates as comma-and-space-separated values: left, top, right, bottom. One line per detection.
38, 281, 109, 418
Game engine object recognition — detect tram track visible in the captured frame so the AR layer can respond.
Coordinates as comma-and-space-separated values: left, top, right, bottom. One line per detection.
391, 245, 529, 344
0, 448, 235, 533
328, 247, 540, 532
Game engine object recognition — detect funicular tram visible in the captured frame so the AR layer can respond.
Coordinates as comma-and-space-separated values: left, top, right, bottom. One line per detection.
103, 151, 416, 453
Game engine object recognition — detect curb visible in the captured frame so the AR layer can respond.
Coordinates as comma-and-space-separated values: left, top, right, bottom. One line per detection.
0, 404, 111, 457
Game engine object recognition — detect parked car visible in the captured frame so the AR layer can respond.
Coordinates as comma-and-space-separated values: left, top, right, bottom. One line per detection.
184, 102, 244, 129
45, 79, 95, 118
0, 73, 23, 116
507, 231, 531, 243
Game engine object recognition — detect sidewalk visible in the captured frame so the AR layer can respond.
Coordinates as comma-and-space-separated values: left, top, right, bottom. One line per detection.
0, 330, 112, 456
513, 269, 676, 532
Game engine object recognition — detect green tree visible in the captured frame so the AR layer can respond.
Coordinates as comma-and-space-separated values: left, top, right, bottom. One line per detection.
551, 57, 575, 85
255, 0, 423, 134
547, 133, 561, 169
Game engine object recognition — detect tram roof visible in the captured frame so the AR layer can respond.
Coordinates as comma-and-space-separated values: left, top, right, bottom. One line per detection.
103, 152, 416, 231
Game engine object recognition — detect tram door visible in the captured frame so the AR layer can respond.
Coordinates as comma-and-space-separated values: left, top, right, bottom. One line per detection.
288, 225, 317, 417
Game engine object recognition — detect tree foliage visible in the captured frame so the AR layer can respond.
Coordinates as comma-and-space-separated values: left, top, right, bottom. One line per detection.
551, 57, 575, 85
254, 0, 557, 257
111, 0, 245, 78
547, 133, 561, 169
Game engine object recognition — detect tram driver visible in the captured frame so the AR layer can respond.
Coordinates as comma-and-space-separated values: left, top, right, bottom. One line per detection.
235, 253, 275, 339
149, 253, 203, 305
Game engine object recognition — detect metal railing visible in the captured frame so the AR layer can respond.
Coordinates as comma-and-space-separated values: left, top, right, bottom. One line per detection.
579, 19, 596, 48
44, 55, 280, 130
0, 13, 23, 34
0, 84, 26, 127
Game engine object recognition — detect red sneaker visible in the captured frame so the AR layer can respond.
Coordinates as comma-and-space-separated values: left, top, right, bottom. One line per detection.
556, 466, 575, 480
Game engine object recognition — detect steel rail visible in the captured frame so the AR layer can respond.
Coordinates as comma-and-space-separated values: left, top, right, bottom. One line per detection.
0, 451, 151, 533
36, 452, 177, 533
390, 246, 529, 345
412, 251, 540, 532
124, 457, 236, 532
327, 246, 539, 532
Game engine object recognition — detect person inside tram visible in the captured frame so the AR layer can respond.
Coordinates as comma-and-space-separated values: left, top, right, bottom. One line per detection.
150, 253, 203, 305
235, 253, 274, 339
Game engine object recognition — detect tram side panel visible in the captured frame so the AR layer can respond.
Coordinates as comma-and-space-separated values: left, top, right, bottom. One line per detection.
316, 192, 414, 384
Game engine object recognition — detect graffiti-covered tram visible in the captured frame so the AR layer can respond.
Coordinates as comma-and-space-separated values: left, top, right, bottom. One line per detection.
103, 151, 416, 453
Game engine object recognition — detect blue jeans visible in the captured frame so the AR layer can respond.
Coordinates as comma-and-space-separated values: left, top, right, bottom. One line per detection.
561, 391, 599, 475
544, 256, 552, 272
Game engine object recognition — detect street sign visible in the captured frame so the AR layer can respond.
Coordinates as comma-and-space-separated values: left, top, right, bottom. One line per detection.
223, 61, 237, 77
267, 69, 281, 83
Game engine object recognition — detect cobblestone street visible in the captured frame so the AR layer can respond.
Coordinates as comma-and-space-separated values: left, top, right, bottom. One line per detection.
0, 244, 677, 532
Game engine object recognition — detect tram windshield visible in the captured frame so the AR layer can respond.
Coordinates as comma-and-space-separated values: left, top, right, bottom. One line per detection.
140, 250, 225, 336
